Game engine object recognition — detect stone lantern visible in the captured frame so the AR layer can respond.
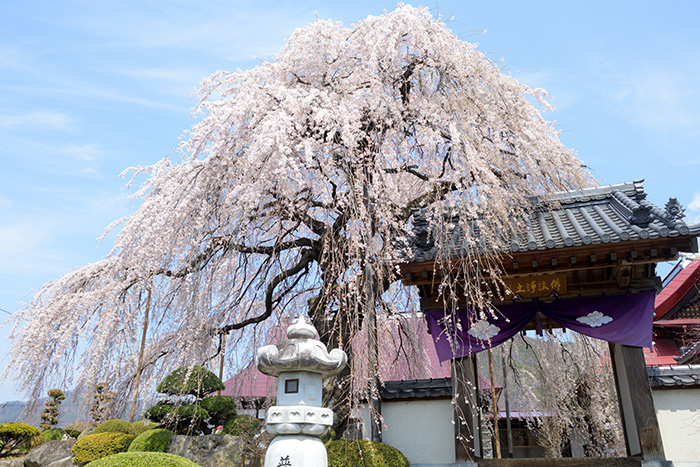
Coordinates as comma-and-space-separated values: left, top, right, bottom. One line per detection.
256, 316, 347, 467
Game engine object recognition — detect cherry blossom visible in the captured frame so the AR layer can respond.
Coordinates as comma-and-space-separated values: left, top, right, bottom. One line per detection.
2, 6, 592, 420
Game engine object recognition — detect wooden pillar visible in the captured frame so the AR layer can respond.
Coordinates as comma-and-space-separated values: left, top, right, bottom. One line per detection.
609, 343, 665, 460
452, 355, 482, 461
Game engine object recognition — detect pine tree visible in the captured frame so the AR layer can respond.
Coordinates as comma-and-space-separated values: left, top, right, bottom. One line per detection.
90, 382, 115, 425
39, 389, 65, 430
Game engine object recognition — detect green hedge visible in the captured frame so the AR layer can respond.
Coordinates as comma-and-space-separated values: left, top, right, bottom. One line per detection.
199, 396, 236, 427
94, 419, 136, 435
78, 426, 96, 439
144, 403, 209, 434
326, 440, 409, 467
85, 451, 201, 466
0, 422, 40, 457
71, 432, 136, 464
222, 415, 260, 437
130, 421, 158, 436
41, 428, 66, 442
127, 429, 173, 453
156, 365, 224, 398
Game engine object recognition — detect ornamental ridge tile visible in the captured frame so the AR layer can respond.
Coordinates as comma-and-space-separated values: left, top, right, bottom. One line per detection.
402, 180, 700, 262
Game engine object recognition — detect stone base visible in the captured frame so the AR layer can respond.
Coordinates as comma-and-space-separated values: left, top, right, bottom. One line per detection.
410, 461, 698, 467
477, 460, 671, 467
264, 435, 327, 467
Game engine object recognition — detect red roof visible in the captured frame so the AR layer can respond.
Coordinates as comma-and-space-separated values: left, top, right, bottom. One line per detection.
221, 362, 275, 399
654, 260, 700, 320
654, 318, 700, 327
644, 336, 681, 366
644, 260, 700, 367
223, 317, 461, 399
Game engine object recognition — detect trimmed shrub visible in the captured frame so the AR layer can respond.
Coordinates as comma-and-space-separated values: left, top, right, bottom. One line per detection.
94, 419, 136, 435
144, 403, 209, 435
222, 415, 260, 437
156, 365, 224, 398
71, 432, 136, 464
0, 422, 40, 457
66, 421, 89, 439
326, 440, 410, 467
78, 426, 96, 439
145, 365, 226, 435
40, 389, 66, 430
130, 421, 158, 436
199, 396, 236, 426
40, 428, 66, 442
91, 382, 116, 425
127, 429, 173, 453
85, 451, 201, 466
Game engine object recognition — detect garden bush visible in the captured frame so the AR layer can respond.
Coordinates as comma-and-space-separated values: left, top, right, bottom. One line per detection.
145, 365, 228, 435
156, 365, 224, 398
85, 451, 200, 466
40, 428, 66, 442
71, 432, 136, 464
130, 421, 158, 436
0, 422, 40, 457
144, 403, 209, 435
199, 395, 236, 427
39, 389, 66, 430
222, 415, 260, 437
326, 440, 409, 467
127, 429, 173, 453
94, 419, 136, 435
78, 426, 95, 439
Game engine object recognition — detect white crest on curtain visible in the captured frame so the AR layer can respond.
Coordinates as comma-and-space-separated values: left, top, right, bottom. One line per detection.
467, 320, 501, 340
576, 311, 613, 328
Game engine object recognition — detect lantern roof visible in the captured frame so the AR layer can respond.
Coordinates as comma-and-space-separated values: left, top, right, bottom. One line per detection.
256, 316, 347, 378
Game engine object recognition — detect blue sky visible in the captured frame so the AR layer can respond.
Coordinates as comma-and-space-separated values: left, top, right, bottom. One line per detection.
1, 1, 699, 403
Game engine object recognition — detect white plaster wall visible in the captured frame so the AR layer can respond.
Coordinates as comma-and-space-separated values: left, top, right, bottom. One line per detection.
652, 388, 700, 463
381, 399, 455, 465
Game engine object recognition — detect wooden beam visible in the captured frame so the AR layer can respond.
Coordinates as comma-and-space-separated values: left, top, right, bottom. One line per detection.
452, 355, 482, 461
609, 343, 665, 460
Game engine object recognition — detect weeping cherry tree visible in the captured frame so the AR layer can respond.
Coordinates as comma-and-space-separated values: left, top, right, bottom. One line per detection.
3, 6, 592, 431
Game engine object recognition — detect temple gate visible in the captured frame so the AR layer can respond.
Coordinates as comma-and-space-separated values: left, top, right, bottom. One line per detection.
398, 181, 700, 463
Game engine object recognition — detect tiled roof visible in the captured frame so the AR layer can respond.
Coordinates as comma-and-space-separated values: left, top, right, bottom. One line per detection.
677, 341, 700, 365
380, 375, 499, 400
647, 364, 700, 387
404, 180, 700, 263
654, 259, 700, 319
644, 337, 682, 367
381, 378, 452, 400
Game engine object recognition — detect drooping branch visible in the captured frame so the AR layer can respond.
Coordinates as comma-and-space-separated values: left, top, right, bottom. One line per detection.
4, 5, 593, 419
218, 248, 319, 334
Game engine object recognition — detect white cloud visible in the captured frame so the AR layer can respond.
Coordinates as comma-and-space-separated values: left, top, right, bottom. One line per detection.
0, 223, 59, 277
55, 144, 104, 176
0, 111, 73, 131
614, 68, 700, 136
687, 193, 700, 224
588, 51, 700, 139
70, 1, 313, 62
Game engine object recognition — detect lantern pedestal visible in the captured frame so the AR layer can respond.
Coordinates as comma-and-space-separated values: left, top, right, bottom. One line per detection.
265, 435, 327, 467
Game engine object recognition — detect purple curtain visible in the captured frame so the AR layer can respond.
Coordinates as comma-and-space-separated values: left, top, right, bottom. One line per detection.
425, 291, 655, 362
